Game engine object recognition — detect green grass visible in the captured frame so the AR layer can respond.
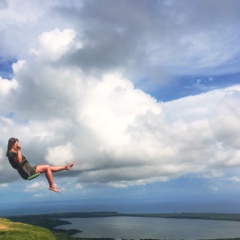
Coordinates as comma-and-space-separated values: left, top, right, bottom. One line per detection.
0, 218, 55, 240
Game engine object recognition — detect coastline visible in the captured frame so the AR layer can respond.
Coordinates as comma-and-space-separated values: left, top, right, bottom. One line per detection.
6, 212, 240, 239
44, 212, 240, 221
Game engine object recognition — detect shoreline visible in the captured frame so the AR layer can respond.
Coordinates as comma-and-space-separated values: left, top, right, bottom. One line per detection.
6, 211, 240, 222
5, 212, 240, 239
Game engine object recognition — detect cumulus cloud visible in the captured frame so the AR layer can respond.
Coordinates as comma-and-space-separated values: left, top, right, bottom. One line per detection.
1, 0, 240, 80
1, 26, 240, 189
24, 181, 47, 192
29, 28, 79, 61
45, 142, 74, 165
0, 76, 18, 95
0, 183, 8, 188
0, 1, 240, 194
228, 176, 240, 183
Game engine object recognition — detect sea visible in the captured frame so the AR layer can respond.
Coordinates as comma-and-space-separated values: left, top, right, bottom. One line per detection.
56, 216, 240, 240
1, 200, 240, 216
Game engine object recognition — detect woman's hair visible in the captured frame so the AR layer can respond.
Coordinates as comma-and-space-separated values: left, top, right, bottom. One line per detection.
6, 138, 18, 156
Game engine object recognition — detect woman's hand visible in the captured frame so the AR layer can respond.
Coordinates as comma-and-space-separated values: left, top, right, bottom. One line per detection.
15, 145, 23, 163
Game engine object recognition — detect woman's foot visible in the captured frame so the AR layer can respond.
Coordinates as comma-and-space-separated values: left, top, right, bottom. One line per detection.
49, 186, 60, 193
66, 161, 75, 171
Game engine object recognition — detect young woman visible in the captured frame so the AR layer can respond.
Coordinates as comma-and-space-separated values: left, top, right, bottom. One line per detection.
6, 138, 74, 193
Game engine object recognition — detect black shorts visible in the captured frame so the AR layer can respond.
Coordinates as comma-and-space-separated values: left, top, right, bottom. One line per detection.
18, 161, 37, 180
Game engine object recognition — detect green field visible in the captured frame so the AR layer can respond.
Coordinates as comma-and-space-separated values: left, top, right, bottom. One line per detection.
0, 218, 55, 240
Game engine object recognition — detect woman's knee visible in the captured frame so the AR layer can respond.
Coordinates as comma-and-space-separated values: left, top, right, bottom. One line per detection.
36, 165, 50, 173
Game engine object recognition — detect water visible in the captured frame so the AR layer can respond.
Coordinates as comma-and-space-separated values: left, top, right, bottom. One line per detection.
57, 216, 240, 240
1, 200, 240, 216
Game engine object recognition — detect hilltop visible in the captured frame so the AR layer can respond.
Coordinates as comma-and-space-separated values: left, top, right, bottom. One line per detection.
0, 218, 55, 240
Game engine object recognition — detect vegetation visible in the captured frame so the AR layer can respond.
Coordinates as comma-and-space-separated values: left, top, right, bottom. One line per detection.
0, 218, 55, 240
0, 215, 114, 240
7, 214, 80, 237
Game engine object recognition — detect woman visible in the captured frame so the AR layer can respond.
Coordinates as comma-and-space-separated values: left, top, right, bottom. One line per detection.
6, 138, 74, 193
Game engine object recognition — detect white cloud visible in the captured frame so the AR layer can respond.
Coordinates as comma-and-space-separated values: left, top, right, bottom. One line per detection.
24, 181, 48, 192
0, 76, 18, 96
75, 183, 83, 189
30, 28, 80, 61
1, 26, 240, 188
1, 0, 240, 78
45, 142, 74, 165
33, 193, 46, 198
0, 183, 8, 188
228, 176, 240, 183
0, 1, 240, 191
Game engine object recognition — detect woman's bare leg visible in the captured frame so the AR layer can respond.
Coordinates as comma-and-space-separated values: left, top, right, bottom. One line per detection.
50, 162, 75, 172
35, 162, 75, 193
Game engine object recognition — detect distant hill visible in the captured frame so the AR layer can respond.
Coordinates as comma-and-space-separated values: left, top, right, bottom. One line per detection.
0, 218, 55, 240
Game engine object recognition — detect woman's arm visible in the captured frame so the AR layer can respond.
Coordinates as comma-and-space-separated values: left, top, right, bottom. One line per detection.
15, 146, 23, 163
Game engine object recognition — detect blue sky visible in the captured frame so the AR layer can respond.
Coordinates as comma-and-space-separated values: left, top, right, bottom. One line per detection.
1, 0, 240, 215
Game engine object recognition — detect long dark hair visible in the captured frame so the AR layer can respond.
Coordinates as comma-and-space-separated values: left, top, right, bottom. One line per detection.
6, 138, 18, 156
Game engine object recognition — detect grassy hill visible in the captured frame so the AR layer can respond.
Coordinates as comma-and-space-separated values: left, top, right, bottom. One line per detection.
0, 218, 55, 240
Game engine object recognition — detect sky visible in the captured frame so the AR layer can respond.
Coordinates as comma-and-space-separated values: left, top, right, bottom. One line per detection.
0, 0, 240, 214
